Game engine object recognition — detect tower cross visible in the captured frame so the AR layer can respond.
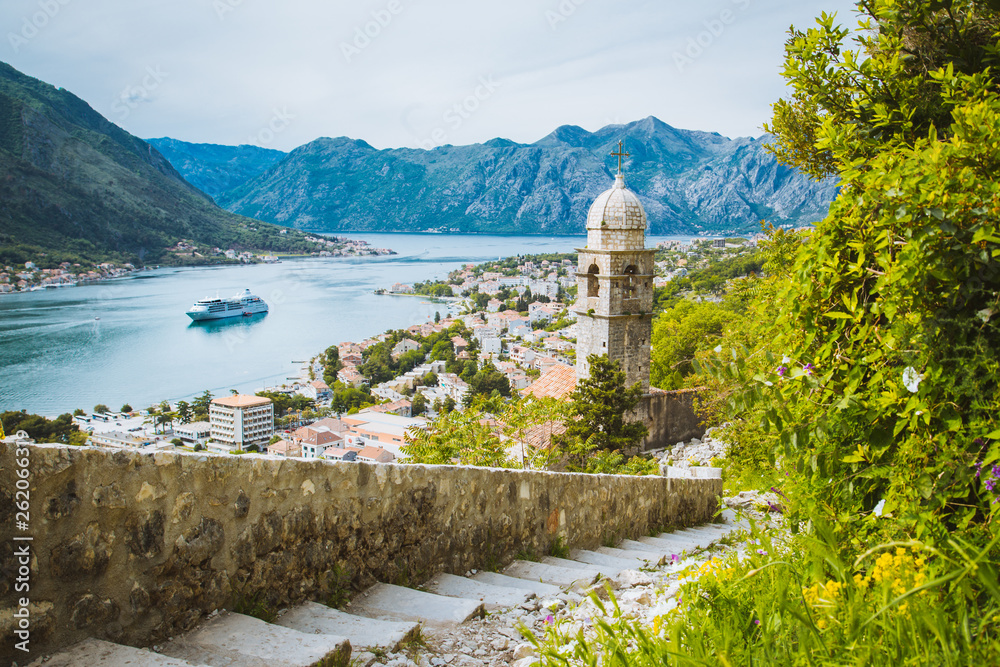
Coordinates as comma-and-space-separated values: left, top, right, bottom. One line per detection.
611, 140, 630, 175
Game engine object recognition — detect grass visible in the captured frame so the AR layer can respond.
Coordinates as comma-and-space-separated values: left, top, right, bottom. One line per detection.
529, 523, 1000, 666
515, 547, 541, 562
549, 536, 570, 559
324, 564, 353, 610
228, 575, 278, 623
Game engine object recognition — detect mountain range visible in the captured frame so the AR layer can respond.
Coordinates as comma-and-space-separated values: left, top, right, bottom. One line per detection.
0, 59, 837, 270
157, 118, 838, 236
0, 62, 317, 267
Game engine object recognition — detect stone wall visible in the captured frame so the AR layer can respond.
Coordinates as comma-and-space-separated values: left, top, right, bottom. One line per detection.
642, 389, 706, 451
0, 443, 721, 662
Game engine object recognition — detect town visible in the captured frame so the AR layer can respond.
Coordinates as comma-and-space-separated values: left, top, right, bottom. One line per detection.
34, 237, 760, 468
0, 237, 394, 294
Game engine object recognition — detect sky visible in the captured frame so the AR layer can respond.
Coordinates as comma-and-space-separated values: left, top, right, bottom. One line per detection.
1, 0, 860, 152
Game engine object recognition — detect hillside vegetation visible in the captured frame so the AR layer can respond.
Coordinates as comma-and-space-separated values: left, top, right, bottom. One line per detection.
529, 1, 1000, 663
0, 62, 319, 268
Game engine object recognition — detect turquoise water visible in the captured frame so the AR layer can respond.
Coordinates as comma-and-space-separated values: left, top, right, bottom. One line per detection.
0, 233, 691, 416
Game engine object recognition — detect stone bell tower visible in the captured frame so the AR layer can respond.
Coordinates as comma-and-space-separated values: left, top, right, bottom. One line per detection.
572, 142, 655, 391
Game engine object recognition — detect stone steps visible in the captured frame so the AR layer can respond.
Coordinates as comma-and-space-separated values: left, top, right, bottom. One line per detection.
569, 548, 650, 571
274, 601, 420, 653
157, 611, 351, 667
542, 555, 624, 578
425, 572, 537, 609
346, 582, 486, 627
36, 514, 743, 666
27, 638, 211, 666
471, 570, 561, 597
595, 545, 665, 564
503, 559, 603, 587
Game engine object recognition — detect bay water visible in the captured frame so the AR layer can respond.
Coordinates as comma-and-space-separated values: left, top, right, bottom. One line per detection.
0, 233, 691, 416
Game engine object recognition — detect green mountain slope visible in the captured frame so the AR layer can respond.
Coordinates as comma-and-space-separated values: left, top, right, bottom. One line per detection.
213, 117, 838, 235
0, 61, 317, 267
146, 138, 286, 199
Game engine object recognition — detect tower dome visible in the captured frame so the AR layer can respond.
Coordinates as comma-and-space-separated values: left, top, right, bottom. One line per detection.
586, 173, 648, 231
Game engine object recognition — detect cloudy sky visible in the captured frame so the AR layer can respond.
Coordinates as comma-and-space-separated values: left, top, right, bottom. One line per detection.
2, 0, 859, 151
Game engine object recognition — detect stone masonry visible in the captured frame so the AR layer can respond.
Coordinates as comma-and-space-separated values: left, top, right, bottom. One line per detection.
0, 443, 721, 663
573, 172, 655, 392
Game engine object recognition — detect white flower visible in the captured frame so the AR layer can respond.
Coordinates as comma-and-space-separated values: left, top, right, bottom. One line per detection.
873, 499, 886, 517
714, 345, 723, 353
902, 366, 922, 393
764, 381, 773, 387
782, 356, 790, 364
977, 308, 994, 323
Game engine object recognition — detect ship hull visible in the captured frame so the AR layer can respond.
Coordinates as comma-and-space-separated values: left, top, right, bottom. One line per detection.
186, 310, 244, 321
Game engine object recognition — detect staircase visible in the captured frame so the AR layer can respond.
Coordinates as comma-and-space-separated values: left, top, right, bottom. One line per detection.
31, 514, 743, 667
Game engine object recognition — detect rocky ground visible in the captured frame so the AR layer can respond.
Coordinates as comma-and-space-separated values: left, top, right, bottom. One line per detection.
350, 429, 785, 667
355, 511, 781, 667
654, 426, 730, 469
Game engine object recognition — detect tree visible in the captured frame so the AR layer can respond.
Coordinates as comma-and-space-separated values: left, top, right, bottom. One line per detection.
360, 343, 395, 385
192, 390, 213, 421
323, 345, 342, 386
120, 403, 133, 413
402, 399, 514, 467
411, 392, 427, 416
712, 0, 1000, 543
0, 411, 87, 445
470, 362, 511, 398
434, 311, 441, 323
94, 404, 109, 414
766, 1, 1000, 180
429, 340, 454, 362
650, 300, 729, 389
500, 397, 570, 470
175, 401, 193, 424
558, 355, 647, 465
156, 400, 176, 433
73, 408, 85, 417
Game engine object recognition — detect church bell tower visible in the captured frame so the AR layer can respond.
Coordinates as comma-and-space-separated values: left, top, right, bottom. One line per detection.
572, 142, 654, 392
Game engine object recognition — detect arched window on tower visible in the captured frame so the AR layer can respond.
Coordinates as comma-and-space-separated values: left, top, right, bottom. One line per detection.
624, 265, 638, 298
587, 264, 600, 298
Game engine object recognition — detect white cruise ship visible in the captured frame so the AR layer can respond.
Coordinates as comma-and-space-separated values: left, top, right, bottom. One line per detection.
186, 289, 269, 321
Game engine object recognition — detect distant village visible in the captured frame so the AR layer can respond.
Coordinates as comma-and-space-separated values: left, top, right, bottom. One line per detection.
0, 237, 394, 294
0, 261, 135, 293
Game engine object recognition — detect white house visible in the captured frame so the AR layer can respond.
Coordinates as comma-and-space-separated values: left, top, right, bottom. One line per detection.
175, 421, 212, 445
392, 338, 421, 358
300, 380, 332, 401
209, 394, 274, 452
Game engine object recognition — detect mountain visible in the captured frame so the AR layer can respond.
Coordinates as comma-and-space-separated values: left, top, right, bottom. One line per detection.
146, 138, 286, 199
0, 62, 317, 267
210, 116, 837, 235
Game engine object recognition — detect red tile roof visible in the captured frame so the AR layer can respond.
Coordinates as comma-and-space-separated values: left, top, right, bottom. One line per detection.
521, 363, 577, 400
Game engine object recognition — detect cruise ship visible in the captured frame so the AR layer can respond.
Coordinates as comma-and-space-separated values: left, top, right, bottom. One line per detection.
186, 289, 269, 321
